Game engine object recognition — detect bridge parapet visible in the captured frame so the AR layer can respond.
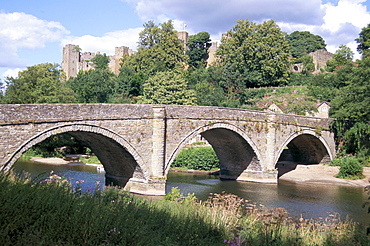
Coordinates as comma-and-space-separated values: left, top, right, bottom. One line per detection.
0, 104, 336, 195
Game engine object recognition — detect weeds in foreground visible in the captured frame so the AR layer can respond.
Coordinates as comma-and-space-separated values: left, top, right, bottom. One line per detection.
0, 172, 369, 245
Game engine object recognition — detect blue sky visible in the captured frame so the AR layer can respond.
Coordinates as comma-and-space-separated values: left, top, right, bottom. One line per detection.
1, 0, 370, 80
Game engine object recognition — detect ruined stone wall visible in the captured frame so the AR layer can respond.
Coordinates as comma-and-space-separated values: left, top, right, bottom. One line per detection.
62, 45, 134, 79
310, 49, 334, 73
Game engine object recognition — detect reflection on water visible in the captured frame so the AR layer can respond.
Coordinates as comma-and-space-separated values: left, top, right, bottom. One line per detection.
12, 159, 370, 225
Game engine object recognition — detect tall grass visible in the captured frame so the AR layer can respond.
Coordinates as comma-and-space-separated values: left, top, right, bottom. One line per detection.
0, 172, 226, 245
0, 172, 369, 245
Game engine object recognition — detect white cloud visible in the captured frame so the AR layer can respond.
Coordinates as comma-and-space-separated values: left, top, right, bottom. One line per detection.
61, 28, 143, 54
0, 12, 69, 68
124, 0, 324, 34
125, 0, 369, 60
2, 68, 22, 79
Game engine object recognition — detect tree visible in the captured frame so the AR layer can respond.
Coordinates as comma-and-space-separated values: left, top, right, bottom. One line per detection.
356, 23, 370, 58
138, 71, 196, 105
186, 32, 211, 68
91, 53, 110, 70
326, 45, 354, 72
216, 19, 290, 93
330, 57, 370, 121
4, 63, 75, 104
66, 69, 117, 103
122, 20, 187, 77
185, 67, 225, 106
286, 31, 326, 58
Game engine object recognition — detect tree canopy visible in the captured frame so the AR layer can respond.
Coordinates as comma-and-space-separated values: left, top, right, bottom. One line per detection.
138, 71, 196, 105
66, 69, 117, 103
286, 31, 326, 58
186, 32, 212, 68
122, 20, 187, 77
356, 23, 370, 58
4, 63, 75, 104
216, 19, 290, 93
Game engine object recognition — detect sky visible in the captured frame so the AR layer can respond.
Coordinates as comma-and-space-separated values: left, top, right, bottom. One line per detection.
1, 0, 370, 81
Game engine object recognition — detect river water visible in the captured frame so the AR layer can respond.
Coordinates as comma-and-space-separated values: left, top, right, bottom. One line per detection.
12, 159, 370, 225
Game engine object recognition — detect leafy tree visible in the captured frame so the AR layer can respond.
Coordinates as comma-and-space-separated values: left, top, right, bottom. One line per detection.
295, 55, 315, 75
4, 63, 75, 104
185, 67, 225, 106
66, 69, 117, 103
122, 20, 187, 77
327, 45, 354, 72
356, 23, 370, 58
115, 67, 147, 103
91, 54, 110, 70
216, 19, 290, 94
138, 71, 196, 105
330, 57, 370, 121
286, 31, 326, 58
186, 32, 211, 68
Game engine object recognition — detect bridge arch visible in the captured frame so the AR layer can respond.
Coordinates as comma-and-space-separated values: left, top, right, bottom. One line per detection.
3, 123, 149, 186
165, 122, 263, 179
275, 129, 333, 176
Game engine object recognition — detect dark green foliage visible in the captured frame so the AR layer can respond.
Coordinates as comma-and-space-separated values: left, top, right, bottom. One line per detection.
186, 32, 211, 68
356, 23, 370, 58
330, 58, 370, 121
332, 156, 364, 179
286, 31, 327, 58
326, 45, 354, 72
91, 53, 110, 70
28, 133, 86, 157
122, 20, 187, 77
4, 63, 76, 104
294, 55, 315, 75
217, 19, 290, 91
66, 69, 117, 103
185, 67, 225, 106
116, 67, 146, 102
172, 146, 220, 171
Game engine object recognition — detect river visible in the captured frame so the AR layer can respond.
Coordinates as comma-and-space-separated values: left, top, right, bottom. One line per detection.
12, 159, 370, 225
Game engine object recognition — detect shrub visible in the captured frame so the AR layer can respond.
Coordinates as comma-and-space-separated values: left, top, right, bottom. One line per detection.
334, 156, 364, 179
172, 146, 220, 171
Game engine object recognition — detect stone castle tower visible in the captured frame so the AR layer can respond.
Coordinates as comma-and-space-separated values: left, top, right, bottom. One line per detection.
62, 44, 134, 79
62, 31, 218, 79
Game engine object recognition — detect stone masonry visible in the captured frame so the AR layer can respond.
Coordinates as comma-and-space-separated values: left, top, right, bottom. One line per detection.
0, 104, 336, 195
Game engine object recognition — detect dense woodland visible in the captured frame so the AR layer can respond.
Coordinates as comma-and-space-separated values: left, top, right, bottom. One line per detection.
1, 19, 369, 175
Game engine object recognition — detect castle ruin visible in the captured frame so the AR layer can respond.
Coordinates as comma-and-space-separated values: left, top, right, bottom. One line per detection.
61, 45, 135, 79
62, 31, 218, 79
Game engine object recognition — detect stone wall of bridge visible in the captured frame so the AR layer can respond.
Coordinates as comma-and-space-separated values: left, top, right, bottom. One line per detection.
0, 104, 335, 195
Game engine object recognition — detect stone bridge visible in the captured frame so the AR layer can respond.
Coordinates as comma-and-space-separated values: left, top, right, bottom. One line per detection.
0, 104, 335, 195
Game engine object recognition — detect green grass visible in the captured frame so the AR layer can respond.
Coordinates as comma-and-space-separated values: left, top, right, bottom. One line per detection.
0, 172, 369, 246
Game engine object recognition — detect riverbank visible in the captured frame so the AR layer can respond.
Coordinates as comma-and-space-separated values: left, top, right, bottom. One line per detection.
279, 164, 370, 187
30, 157, 370, 187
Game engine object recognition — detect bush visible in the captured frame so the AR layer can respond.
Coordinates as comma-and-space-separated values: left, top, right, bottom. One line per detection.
172, 146, 220, 171
333, 156, 364, 179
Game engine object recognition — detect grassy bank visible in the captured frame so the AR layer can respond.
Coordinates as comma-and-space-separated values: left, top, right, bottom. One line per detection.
0, 172, 369, 245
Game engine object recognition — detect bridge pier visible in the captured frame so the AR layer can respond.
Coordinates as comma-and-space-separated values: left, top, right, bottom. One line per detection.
220, 169, 278, 183
235, 170, 278, 183
105, 174, 166, 196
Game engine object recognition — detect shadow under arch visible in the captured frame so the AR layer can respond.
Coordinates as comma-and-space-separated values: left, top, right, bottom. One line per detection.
3, 123, 149, 188
275, 130, 332, 178
165, 122, 262, 180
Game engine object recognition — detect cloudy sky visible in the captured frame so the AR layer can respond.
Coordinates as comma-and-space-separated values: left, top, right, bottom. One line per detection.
1, 0, 370, 80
